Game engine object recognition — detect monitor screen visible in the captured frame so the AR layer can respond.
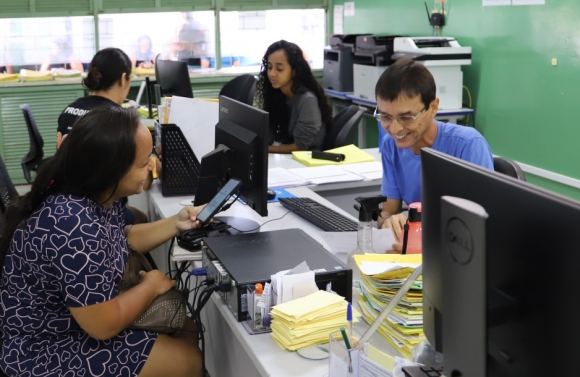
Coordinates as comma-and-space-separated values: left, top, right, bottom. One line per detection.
194, 95, 269, 217
155, 59, 194, 99
421, 148, 580, 376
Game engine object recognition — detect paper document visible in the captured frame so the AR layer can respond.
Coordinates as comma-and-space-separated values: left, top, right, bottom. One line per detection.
341, 162, 383, 180
168, 97, 218, 159
281, 271, 315, 303
268, 167, 309, 188
360, 353, 393, 377
287, 166, 364, 185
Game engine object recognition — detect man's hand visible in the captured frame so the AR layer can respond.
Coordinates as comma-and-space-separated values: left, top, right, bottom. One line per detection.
381, 212, 407, 253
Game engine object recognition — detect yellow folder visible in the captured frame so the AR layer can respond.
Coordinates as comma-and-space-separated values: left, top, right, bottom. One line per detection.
292, 144, 376, 167
0, 73, 20, 83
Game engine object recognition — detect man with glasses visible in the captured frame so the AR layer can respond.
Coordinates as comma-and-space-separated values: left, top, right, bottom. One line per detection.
376, 58, 493, 252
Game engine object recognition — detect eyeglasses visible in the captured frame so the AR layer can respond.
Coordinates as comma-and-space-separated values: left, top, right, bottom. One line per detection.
374, 106, 427, 126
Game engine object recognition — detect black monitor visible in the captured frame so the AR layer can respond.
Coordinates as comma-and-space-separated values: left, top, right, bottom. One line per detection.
154, 59, 194, 98
194, 95, 269, 218
421, 148, 580, 377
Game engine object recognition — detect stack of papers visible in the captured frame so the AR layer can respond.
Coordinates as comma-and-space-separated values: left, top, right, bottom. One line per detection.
52, 68, 82, 78
0, 73, 20, 83
134, 67, 156, 77
292, 144, 376, 167
20, 70, 53, 82
270, 290, 359, 351
137, 106, 157, 119
268, 162, 381, 188
354, 254, 425, 359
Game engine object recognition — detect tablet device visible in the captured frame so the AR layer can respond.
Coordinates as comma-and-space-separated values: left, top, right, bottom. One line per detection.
196, 178, 242, 224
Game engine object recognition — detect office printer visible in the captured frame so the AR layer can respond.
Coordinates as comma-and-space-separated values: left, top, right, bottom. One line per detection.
393, 37, 472, 110
352, 35, 402, 100
323, 34, 370, 92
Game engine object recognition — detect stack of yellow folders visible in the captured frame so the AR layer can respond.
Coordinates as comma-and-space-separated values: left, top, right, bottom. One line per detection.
20, 70, 53, 82
53, 68, 82, 79
0, 73, 20, 83
134, 67, 156, 77
354, 254, 425, 359
270, 290, 359, 351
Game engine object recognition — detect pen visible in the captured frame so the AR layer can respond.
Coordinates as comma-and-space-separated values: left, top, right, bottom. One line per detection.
340, 327, 351, 349
340, 327, 353, 373
347, 302, 353, 343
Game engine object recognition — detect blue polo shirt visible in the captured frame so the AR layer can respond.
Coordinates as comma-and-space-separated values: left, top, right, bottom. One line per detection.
381, 121, 494, 205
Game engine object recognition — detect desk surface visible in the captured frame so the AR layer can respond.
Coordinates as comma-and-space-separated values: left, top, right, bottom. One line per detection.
147, 149, 402, 377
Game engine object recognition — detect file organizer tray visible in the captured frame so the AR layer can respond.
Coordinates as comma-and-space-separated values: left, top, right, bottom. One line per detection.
159, 123, 201, 197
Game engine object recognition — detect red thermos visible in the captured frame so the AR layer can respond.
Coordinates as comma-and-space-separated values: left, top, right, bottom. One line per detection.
399, 202, 422, 254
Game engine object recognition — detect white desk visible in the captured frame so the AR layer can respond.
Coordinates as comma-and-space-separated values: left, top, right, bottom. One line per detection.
146, 149, 399, 377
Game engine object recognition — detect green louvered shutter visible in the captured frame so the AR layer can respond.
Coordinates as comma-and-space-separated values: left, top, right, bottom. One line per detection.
99, 0, 214, 14
222, 0, 327, 11
0, 88, 85, 184
0, 0, 93, 18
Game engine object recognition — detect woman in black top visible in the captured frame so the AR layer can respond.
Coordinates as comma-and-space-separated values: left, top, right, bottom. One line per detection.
57, 48, 132, 148
57, 48, 146, 225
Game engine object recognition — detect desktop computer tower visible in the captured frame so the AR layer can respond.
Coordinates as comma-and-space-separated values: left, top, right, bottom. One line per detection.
201, 228, 352, 322
323, 46, 355, 92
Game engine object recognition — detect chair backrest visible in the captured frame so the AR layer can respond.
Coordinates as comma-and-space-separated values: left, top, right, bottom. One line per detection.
493, 156, 526, 181
20, 104, 45, 183
0, 153, 18, 241
219, 74, 258, 106
0, 154, 17, 215
323, 105, 365, 150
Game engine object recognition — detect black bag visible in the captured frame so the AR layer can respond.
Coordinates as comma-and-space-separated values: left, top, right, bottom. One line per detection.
119, 246, 187, 335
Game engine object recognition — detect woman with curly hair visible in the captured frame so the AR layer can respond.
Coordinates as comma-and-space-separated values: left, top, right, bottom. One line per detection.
255, 40, 332, 153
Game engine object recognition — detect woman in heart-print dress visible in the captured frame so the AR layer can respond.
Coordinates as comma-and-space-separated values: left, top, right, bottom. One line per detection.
0, 107, 204, 377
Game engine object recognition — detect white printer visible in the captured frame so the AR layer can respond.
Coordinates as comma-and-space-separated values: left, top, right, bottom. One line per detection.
393, 37, 472, 110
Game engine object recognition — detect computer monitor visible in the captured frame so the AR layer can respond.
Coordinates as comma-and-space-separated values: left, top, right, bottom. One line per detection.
154, 59, 194, 98
194, 95, 269, 218
421, 148, 580, 377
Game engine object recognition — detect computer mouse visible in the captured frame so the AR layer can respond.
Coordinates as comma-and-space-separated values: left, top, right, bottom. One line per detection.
267, 189, 276, 200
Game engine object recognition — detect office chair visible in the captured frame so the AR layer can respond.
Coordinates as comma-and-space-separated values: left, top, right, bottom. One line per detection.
219, 74, 258, 106
20, 104, 51, 184
322, 105, 365, 150
493, 156, 526, 181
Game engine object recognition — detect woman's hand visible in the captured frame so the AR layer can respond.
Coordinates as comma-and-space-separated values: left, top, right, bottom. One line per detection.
175, 205, 204, 232
140, 270, 176, 296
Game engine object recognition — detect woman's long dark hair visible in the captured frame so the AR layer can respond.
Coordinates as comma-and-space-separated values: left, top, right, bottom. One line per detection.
255, 40, 332, 143
0, 106, 141, 271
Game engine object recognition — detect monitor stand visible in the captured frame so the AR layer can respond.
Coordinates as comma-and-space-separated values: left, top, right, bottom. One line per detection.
216, 216, 260, 234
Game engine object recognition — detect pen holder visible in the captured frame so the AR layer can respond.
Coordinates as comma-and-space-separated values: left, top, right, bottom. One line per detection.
328, 328, 362, 377
245, 285, 272, 334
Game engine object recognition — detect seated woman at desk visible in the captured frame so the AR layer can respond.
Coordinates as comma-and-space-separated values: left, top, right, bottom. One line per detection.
39, 39, 84, 72
0, 106, 203, 377
256, 40, 333, 153
132, 34, 157, 68
57, 47, 132, 148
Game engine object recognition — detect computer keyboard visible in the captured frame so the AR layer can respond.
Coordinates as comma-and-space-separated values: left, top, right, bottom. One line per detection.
402, 365, 444, 377
278, 197, 359, 232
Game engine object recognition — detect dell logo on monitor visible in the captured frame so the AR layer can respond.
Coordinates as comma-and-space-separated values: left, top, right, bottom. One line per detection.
446, 218, 474, 265
220, 106, 229, 114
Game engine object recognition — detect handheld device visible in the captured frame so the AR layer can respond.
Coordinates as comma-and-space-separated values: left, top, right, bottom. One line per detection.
196, 178, 242, 224
312, 150, 345, 162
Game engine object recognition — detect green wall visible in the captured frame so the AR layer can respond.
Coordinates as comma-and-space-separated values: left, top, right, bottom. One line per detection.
332, 0, 580, 200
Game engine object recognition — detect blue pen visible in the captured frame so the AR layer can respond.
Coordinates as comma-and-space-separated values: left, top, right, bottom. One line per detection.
347, 302, 353, 343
